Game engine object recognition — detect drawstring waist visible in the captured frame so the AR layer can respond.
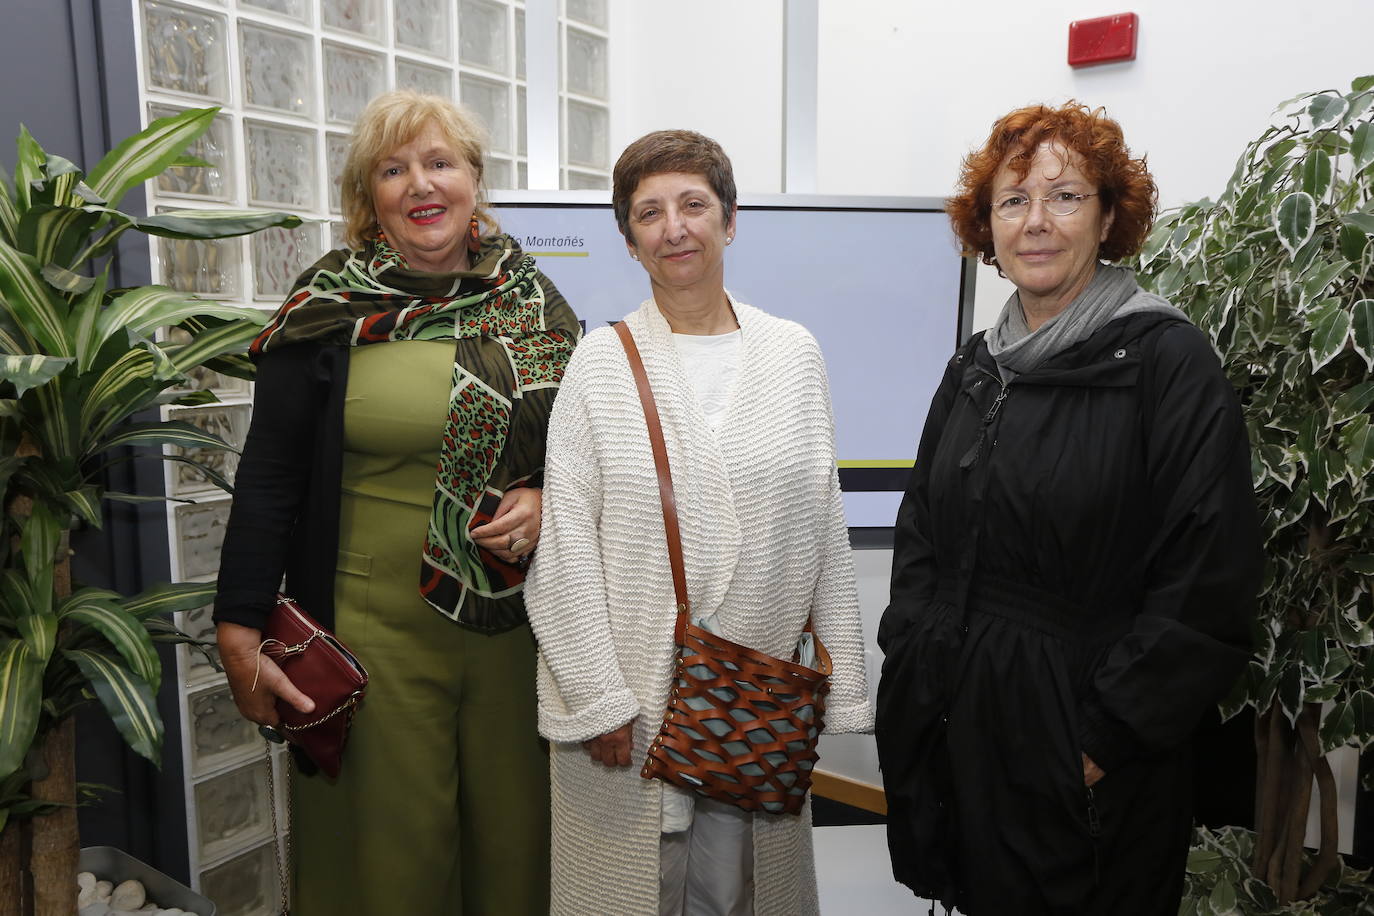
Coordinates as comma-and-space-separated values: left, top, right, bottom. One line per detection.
936, 574, 1131, 644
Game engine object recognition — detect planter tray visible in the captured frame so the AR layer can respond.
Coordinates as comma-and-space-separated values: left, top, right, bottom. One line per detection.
78, 846, 217, 916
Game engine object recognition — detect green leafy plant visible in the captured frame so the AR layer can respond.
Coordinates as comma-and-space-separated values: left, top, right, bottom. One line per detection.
0, 108, 299, 914
1180, 826, 1374, 915
1136, 76, 1374, 906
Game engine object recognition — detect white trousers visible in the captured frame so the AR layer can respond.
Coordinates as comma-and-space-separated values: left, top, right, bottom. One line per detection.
659, 796, 755, 916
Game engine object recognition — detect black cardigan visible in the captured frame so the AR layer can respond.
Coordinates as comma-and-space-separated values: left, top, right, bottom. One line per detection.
213, 343, 349, 632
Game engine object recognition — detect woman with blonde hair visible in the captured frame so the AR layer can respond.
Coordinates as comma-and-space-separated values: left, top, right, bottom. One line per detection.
215, 90, 578, 914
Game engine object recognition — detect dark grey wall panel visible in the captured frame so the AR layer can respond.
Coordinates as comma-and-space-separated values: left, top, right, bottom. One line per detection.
1, 0, 186, 883
0, 1, 85, 170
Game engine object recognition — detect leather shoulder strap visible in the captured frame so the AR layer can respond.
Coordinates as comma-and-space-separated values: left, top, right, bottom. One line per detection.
614, 321, 690, 641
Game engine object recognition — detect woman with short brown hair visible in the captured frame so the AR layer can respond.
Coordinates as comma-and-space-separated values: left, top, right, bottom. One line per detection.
526, 129, 872, 915
609, 128, 738, 238
876, 102, 1262, 914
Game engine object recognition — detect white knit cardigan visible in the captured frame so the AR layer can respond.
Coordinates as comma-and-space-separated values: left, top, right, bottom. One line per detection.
525, 296, 874, 916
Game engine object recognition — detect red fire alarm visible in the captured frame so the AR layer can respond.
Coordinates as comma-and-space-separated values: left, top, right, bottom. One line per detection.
1068, 13, 1138, 67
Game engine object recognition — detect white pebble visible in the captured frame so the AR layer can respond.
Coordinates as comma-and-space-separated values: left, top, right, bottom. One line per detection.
77, 871, 98, 907
110, 878, 146, 911
95, 881, 113, 902
79, 903, 112, 916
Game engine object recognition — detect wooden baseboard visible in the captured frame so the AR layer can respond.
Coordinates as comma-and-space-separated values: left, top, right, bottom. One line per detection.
812, 770, 887, 815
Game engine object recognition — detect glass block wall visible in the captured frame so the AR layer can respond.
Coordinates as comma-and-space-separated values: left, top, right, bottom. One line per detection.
132, 1, 609, 908
561, 0, 609, 188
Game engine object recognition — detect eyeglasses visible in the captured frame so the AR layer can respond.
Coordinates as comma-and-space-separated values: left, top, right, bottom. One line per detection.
992, 191, 1098, 221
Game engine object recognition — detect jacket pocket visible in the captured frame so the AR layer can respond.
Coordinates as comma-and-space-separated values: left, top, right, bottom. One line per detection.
1066, 696, 1103, 891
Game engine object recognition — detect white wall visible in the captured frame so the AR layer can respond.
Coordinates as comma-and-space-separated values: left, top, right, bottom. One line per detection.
608, 0, 785, 194
612, 0, 1374, 330
605, 0, 1374, 803
816, 0, 1374, 330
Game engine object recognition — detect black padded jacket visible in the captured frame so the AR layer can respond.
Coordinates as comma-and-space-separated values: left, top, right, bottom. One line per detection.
876, 311, 1262, 915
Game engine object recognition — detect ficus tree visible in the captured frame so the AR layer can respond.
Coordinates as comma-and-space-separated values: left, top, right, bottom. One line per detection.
1136, 76, 1374, 910
0, 108, 298, 915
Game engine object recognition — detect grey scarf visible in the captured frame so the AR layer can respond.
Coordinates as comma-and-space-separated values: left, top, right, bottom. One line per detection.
985, 263, 1189, 381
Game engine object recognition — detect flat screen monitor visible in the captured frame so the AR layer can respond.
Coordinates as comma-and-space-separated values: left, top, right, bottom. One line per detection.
490, 191, 975, 532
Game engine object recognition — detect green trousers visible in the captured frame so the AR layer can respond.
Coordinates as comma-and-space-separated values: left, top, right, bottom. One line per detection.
291, 343, 550, 915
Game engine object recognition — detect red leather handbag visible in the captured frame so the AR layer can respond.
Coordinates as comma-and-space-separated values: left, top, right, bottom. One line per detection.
261, 595, 369, 779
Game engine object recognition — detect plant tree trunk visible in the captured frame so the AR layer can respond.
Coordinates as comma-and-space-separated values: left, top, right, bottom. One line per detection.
1252, 701, 1287, 875
1, 530, 78, 916
30, 546, 76, 916
1296, 707, 1340, 898
1252, 700, 1341, 905
1276, 716, 1313, 900
28, 718, 77, 916
0, 819, 24, 916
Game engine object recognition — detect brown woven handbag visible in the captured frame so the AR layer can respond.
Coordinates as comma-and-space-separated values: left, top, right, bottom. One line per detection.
615, 320, 831, 816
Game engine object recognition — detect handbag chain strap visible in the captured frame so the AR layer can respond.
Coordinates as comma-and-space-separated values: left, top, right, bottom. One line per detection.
263, 740, 293, 915
278, 690, 365, 732
614, 320, 692, 641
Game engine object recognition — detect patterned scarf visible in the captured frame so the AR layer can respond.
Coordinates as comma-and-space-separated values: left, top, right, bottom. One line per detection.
252, 235, 578, 632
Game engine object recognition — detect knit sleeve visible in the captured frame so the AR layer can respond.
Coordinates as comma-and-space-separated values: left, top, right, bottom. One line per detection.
804, 336, 874, 734
524, 354, 641, 743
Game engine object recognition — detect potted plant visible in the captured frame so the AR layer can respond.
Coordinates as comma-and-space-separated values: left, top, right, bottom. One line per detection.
1136, 75, 1374, 910
0, 108, 299, 915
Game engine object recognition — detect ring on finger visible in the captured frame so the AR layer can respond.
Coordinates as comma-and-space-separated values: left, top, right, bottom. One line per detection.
510, 537, 531, 554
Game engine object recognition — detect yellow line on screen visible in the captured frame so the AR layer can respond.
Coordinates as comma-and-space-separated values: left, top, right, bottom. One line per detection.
837, 460, 915, 469
528, 251, 591, 257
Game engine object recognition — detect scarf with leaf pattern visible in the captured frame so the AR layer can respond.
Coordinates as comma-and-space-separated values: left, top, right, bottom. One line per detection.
252, 234, 578, 632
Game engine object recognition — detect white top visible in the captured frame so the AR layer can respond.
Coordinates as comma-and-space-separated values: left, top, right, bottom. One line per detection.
671, 332, 742, 832
672, 329, 742, 431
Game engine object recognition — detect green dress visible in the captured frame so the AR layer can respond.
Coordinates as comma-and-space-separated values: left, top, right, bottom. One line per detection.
291, 340, 550, 915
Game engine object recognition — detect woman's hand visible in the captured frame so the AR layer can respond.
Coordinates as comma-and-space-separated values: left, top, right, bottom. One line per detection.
217, 622, 316, 727
1083, 753, 1105, 787
470, 487, 542, 565
584, 720, 635, 767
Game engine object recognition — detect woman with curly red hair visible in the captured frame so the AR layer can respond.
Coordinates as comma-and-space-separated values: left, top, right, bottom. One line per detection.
875, 102, 1261, 914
